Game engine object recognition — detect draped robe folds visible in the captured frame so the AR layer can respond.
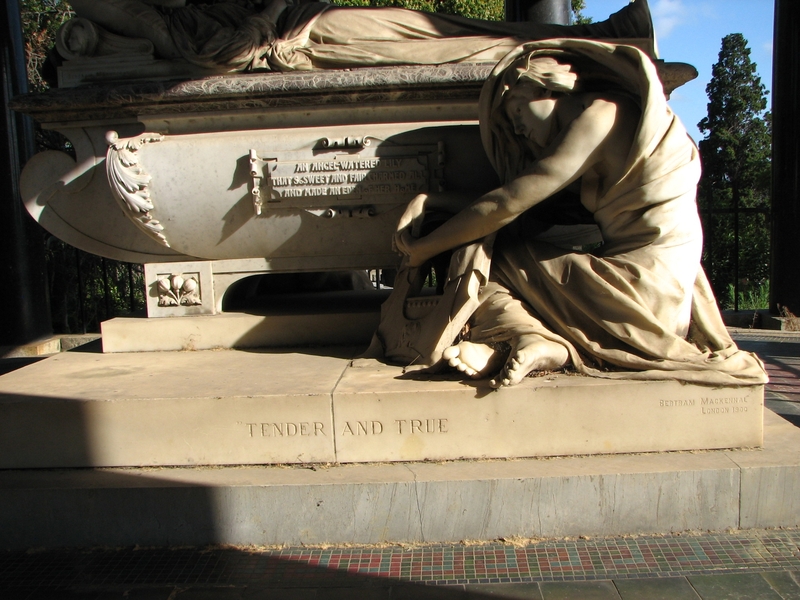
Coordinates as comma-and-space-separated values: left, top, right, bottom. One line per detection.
269, 3, 581, 71
464, 39, 767, 386
70, 0, 657, 72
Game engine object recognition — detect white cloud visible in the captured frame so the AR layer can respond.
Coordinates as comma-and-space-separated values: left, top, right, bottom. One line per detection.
667, 90, 686, 103
652, 0, 688, 39
696, 2, 718, 21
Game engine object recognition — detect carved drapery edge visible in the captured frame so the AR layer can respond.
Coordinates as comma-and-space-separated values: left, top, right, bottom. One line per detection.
106, 131, 170, 247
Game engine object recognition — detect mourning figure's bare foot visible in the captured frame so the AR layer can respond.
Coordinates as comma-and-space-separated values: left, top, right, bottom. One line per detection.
442, 342, 505, 378
490, 334, 569, 388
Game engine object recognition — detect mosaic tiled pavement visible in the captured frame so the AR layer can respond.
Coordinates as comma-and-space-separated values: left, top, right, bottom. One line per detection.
733, 329, 800, 428
1, 529, 800, 598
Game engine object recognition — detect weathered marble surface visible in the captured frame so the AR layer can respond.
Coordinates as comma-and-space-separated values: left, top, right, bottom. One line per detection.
11, 60, 693, 123
11, 64, 492, 123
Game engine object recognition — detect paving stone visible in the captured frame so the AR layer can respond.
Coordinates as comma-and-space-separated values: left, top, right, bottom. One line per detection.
465, 582, 544, 598
174, 587, 246, 599
539, 580, 621, 600
686, 573, 783, 599
4, 531, 800, 593
0, 591, 33, 600
760, 571, 800, 600
121, 589, 178, 600
316, 586, 392, 599
22, 590, 104, 600
242, 588, 317, 600
614, 577, 699, 599
391, 584, 469, 598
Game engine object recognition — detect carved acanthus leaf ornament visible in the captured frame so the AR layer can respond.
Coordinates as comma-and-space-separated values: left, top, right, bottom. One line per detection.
106, 131, 169, 246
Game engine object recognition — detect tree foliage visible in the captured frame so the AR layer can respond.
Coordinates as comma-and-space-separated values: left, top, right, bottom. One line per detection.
571, 0, 591, 25
331, 0, 505, 21
332, 0, 588, 23
697, 33, 771, 309
19, 0, 72, 92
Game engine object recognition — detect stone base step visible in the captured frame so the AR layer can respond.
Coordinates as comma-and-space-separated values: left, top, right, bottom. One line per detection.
101, 311, 380, 353
0, 347, 763, 468
0, 334, 100, 358
0, 410, 797, 551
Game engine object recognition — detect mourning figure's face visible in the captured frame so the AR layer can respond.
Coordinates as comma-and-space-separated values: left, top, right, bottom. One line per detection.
504, 83, 558, 146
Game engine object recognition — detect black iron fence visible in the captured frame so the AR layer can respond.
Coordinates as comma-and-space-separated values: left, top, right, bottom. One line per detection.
699, 205, 771, 313
45, 238, 144, 334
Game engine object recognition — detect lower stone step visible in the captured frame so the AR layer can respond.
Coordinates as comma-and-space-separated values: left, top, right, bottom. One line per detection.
0, 411, 797, 551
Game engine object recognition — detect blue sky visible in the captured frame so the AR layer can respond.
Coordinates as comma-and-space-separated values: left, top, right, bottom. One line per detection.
584, 0, 774, 141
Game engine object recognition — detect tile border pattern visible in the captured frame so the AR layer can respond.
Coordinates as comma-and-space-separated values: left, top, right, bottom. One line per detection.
1, 529, 799, 590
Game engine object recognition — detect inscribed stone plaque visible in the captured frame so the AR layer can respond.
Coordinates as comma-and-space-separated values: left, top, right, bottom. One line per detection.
251, 142, 443, 213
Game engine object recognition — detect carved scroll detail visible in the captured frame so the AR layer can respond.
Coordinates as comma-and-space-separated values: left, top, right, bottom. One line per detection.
106, 131, 169, 247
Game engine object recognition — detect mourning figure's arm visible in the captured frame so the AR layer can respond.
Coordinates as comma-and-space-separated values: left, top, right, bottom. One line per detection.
395, 97, 618, 266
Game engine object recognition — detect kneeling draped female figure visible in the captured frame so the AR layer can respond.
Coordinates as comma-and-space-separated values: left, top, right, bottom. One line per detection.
393, 39, 767, 387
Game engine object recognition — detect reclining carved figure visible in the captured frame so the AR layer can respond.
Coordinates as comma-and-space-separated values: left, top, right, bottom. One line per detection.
67, 0, 656, 72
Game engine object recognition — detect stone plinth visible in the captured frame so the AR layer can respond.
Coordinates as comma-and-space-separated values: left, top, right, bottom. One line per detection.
101, 312, 380, 352
0, 347, 763, 469
336, 360, 762, 463
0, 410, 795, 550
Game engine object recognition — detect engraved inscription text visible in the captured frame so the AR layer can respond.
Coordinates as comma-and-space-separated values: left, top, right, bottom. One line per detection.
246, 422, 326, 437
700, 396, 748, 415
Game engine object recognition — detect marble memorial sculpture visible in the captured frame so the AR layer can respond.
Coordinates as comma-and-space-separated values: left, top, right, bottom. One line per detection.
65, 0, 657, 72
378, 39, 768, 388
18, 0, 766, 388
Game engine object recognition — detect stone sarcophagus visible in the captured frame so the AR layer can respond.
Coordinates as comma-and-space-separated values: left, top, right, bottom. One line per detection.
13, 65, 500, 270
14, 65, 512, 325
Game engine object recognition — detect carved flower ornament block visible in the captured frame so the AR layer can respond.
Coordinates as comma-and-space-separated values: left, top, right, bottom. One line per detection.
156, 273, 201, 307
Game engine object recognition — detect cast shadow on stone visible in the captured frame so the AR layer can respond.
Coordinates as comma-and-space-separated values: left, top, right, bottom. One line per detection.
220, 154, 257, 245
394, 368, 501, 399
777, 413, 800, 429
0, 543, 521, 598
766, 355, 800, 381
734, 340, 800, 381
0, 357, 47, 376
219, 124, 500, 256
0, 391, 219, 551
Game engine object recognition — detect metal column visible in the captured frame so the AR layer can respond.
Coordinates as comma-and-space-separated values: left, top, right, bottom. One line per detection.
505, 0, 570, 24
769, 0, 800, 314
0, 0, 52, 345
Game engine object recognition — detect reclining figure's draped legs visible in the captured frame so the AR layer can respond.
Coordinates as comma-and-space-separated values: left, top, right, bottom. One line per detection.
68, 0, 657, 72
